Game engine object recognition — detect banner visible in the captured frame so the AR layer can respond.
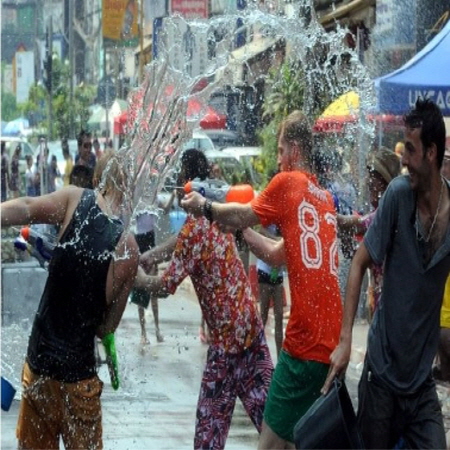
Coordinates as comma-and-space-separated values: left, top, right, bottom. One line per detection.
171, 0, 208, 19
102, 0, 139, 45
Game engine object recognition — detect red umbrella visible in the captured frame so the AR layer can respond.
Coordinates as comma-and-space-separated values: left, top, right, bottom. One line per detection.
116, 99, 226, 135
187, 98, 227, 129
113, 111, 128, 135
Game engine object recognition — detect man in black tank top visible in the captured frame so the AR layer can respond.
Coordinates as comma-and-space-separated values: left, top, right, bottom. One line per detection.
1, 152, 139, 450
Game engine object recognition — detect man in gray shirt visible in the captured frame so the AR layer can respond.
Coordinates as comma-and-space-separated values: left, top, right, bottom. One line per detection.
323, 98, 450, 449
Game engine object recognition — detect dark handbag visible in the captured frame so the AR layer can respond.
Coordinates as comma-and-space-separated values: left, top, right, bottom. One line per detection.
293, 378, 364, 449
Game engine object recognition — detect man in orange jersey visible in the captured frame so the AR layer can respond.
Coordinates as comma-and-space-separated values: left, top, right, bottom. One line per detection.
182, 110, 342, 449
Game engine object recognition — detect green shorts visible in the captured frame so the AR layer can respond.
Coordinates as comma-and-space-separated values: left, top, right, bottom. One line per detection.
264, 350, 329, 443
130, 288, 150, 309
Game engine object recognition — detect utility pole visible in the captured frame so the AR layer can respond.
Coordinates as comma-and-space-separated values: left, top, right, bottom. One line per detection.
68, 0, 75, 138
139, 0, 144, 81
104, 48, 110, 139
45, 18, 53, 139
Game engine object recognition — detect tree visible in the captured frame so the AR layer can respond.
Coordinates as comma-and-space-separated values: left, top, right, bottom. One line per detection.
19, 55, 96, 140
20, 84, 48, 128
1, 92, 19, 122
257, 62, 306, 188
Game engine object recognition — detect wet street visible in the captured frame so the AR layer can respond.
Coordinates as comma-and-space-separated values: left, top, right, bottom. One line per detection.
1, 277, 360, 450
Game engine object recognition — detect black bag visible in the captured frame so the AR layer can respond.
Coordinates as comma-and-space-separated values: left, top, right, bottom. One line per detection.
293, 378, 364, 449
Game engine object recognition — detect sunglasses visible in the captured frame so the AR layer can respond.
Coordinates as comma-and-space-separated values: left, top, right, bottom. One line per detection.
83, 142, 92, 149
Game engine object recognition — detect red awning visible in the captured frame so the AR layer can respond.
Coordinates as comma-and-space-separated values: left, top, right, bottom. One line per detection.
113, 111, 128, 135
114, 99, 227, 135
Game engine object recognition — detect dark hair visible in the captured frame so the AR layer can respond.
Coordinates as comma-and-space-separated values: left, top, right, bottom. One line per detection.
404, 98, 446, 168
77, 129, 92, 147
180, 148, 209, 181
70, 165, 93, 189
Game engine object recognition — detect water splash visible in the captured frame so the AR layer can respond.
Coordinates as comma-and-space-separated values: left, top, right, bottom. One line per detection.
98, 0, 376, 247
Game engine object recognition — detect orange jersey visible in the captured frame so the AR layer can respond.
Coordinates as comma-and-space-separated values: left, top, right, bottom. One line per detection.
251, 171, 342, 364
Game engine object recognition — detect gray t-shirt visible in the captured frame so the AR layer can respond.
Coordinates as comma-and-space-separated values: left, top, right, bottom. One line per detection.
365, 175, 450, 394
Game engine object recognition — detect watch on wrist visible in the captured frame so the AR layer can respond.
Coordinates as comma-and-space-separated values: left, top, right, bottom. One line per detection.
203, 199, 213, 222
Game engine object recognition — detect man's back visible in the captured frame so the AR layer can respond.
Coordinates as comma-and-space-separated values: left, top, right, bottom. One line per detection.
251, 170, 342, 364
161, 214, 262, 353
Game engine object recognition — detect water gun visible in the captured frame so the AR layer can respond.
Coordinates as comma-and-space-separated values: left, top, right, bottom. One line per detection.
14, 226, 56, 268
184, 178, 255, 204
102, 333, 120, 390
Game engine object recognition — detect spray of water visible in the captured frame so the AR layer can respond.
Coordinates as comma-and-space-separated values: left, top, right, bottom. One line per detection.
2, 1, 378, 394
101, 1, 376, 246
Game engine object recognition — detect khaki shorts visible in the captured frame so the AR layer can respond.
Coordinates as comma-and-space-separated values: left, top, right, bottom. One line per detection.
16, 361, 103, 450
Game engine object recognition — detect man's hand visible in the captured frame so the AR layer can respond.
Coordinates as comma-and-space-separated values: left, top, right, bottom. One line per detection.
180, 192, 206, 217
140, 250, 157, 274
321, 339, 351, 395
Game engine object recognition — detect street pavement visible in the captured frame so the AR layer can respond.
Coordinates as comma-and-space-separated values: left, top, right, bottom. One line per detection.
2, 279, 262, 450
3, 275, 450, 449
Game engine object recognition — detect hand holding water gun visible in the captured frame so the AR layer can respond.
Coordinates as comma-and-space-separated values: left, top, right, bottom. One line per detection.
14, 226, 56, 268
184, 178, 255, 204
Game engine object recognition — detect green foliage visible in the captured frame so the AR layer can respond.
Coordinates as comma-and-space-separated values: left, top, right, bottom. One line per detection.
263, 62, 305, 123
3, 55, 96, 140
1, 92, 19, 122
257, 62, 306, 188
74, 83, 96, 132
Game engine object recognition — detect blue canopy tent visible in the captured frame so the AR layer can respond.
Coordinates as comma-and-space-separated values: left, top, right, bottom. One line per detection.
377, 20, 450, 116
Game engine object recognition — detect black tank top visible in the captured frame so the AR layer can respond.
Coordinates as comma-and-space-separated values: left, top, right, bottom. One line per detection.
27, 189, 124, 382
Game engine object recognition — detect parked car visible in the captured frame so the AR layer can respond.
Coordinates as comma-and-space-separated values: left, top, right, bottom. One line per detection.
202, 129, 242, 149
221, 146, 263, 186
181, 129, 215, 152
203, 149, 249, 185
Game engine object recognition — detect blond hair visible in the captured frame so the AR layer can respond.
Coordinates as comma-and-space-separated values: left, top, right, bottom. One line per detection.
278, 110, 313, 163
93, 150, 126, 200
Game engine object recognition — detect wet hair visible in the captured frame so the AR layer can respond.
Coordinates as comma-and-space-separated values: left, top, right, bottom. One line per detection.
278, 110, 313, 162
77, 129, 92, 147
70, 165, 93, 189
93, 150, 126, 201
404, 98, 446, 168
180, 148, 209, 181
366, 147, 401, 185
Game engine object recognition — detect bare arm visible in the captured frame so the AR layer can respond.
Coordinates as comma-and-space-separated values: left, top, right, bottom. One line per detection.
159, 189, 177, 215
134, 266, 168, 296
139, 234, 178, 272
1, 186, 81, 229
337, 213, 366, 236
97, 233, 139, 338
242, 228, 286, 267
321, 242, 372, 394
181, 191, 260, 229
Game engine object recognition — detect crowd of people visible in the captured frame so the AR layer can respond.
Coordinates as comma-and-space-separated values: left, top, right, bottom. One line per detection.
1, 97, 450, 449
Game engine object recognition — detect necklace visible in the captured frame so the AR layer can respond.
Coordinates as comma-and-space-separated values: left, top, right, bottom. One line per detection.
416, 177, 445, 243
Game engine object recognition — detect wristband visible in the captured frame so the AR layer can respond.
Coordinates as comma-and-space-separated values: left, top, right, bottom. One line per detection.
203, 200, 213, 222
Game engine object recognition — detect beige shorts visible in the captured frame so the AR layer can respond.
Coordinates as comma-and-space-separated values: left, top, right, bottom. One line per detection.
16, 361, 103, 449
